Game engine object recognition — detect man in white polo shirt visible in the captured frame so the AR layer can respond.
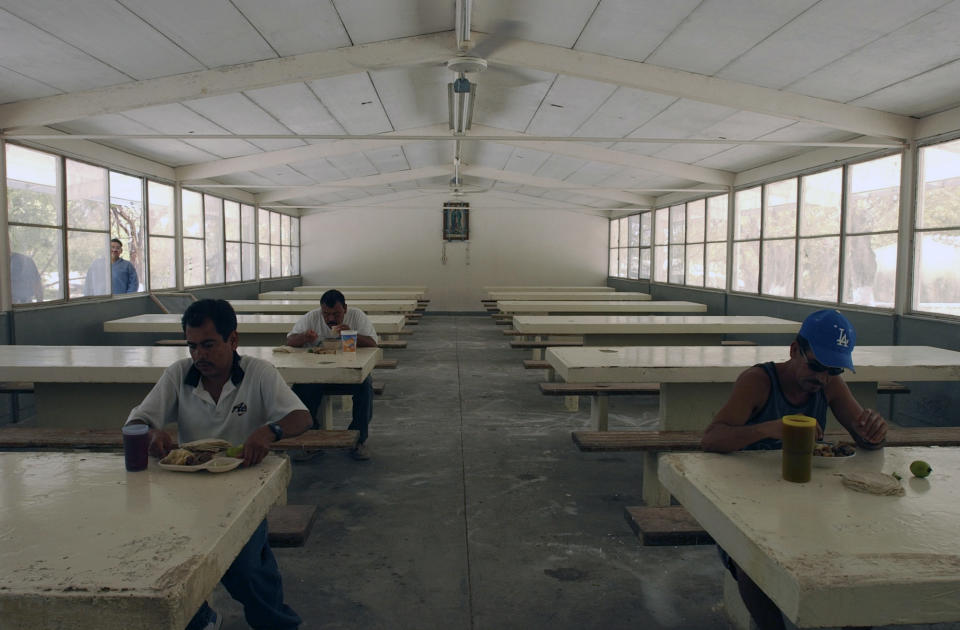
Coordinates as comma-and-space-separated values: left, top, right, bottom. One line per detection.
126, 299, 310, 630
286, 289, 378, 461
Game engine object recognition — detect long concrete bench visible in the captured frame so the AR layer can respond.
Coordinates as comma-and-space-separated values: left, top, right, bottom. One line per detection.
510, 338, 582, 360
375, 359, 399, 369
377, 340, 408, 349
572, 426, 960, 545
541, 382, 659, 430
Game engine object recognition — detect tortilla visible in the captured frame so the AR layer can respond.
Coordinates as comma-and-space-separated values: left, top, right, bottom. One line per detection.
840, 472, 905, 496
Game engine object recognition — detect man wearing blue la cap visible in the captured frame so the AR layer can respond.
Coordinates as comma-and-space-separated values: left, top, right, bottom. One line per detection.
702, 309, 887, 630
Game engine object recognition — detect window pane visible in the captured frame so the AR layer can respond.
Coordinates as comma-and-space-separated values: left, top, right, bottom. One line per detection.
842, 233, 897, 307
797, 237, 839, 302
618, 217, 628, 248
281, 214, 291, 246
628, 215, 640, 247
226, 243, 241, 283
918, 141, 960, 230
271, 244, 281, 276
609, 248, 618, 276
291, 217, 300, 246
734, 187, 761, 240
685, 243, 704, 286
640, 212, 651, 246
242, 204, 256, 242
204, 194, 224, 285
259, 244, 271, 278
6, 145, 60, 226
10, 225, 62, 302
183, 239, 205, 287
291, 247, 300, 276
282, 246, 291, 276
733, 241, 759, 293
242, 243, 256, 281
761, 238, 796, 297
69, 231, 109, 297
66, 160, 107, 230
686, 199, 705, 243
609, 220, 618, 247
705, 243, 727, 289
270, 213, 281, 245
148, 182, 175, 237
259, 209, 271, 244
800, 168, 841, 236
110, 172, 144, 293
640, 249, 651, 279
618, 247, 627, 277
913, 230, 960, 316
182, 190, 203, 238
706, 195, 728, 241
668, 244, 684, 284
654, 245, 667, 282
149, 236, 176, 290
628, 247, 639, 279
669, 205, 685, 243
224, 200, 240, 241
764, 178, 797, 238
655, 208, 668, 244
847, 154, 901, 233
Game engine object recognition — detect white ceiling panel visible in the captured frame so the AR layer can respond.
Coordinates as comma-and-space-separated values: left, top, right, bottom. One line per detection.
472, 0, 599, 49
403, 140, 454, 168
183, 93, 305, 152
566, 162, 626, 186
216, 172, 276, 187
336, 0, 453, 45
325, 152, 378, 179
251, 164, 315, 186
471, 77, 553, 131
526, 76, 617, 136
851, 58, 960, 117
757, 122, 857, 143
122, 104, 262, 158
536, 154, 588, 181
0, 67, 60, 103
0, 0, 204, 79
653, 110, 793, 163
575, 0, 699, 62
695, 144, 804, 172
371, 66, 449, 130
0, 9, 129, 92
717, 0, 949, 89
364, 147, 411, 174
118, 0, 276, 68
574, 87, 675, 139
461, 142, 512, 169
614, 99, 739, 157
307, 74, 393, 135
502, 147, 552, 174
244, 83, 344, 135
232, 0, 351, 57
789, 5, 960, 104
646, 0, 817, 75
335, 188, 369, 202
289, 157, 346, 183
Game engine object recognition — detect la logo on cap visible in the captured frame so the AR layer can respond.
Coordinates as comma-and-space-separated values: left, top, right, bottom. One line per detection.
835, 327, 850, 348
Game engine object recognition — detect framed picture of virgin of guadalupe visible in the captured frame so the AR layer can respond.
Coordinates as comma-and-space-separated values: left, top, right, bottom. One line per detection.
443, 202, 469, 240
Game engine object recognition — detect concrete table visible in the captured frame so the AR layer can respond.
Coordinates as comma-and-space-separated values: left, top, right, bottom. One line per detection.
296, 285, 426, 292
659, 447, 960, 628
484, 286, 613, 293
0, 345, 378, 429
260, 290, 425, 301
514, 315, 800, 359
488, 291, 650, 301
547, 344, 960, 505
497, 300, 707, 315
231, 299, 417, 314
105, 313, 405, 345
0, 451, 291, 630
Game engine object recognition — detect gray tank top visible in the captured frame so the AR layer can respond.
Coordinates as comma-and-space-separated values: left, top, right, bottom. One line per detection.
744, 362, 828, 451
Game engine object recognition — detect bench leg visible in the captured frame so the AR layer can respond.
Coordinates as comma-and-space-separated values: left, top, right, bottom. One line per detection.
340, 394, 353, 413
590, 395, 608, 431
531, 348, 543, 361
563, 395, 579, 412
320, 396, 334, 430
642, 452, 672, 507
545, 367, 556, 382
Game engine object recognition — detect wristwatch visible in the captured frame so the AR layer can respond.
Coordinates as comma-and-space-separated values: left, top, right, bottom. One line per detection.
267, 422, 284, 441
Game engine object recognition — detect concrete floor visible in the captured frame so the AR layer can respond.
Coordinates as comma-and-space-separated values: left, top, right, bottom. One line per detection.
210, 314, 960, 630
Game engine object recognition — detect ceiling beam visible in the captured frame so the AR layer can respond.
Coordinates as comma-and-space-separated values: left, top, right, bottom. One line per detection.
484, 37, 917, 140
462, 166, 654, 206
256, 166, 450, 203
0, 32, 455, 129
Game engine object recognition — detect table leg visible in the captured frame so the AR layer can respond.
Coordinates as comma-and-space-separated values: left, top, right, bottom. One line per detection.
642, 452, 671, 507
321, 396, 334, 430
564, 396, 579, 412
590, 395, 608, 431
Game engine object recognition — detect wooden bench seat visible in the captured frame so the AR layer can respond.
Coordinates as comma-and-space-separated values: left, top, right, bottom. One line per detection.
377, 340, 408, 349
375, 359, 399, 369
510, 339, 582, 349
372, 382, 385, 395
502, 329, 523, 336
624, 506, 714, 546
394, 329, 415, 336
878, 381, 910, 394
267, 504, 318, 547
154, 339, 187, 346
541, 382, 658, 431
0, 382, 34, 394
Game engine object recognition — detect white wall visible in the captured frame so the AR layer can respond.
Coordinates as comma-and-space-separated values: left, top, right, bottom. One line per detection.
300, 194, 609, 310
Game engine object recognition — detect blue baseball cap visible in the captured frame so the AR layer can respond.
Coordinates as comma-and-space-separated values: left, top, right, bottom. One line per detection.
798, 309, 856, 373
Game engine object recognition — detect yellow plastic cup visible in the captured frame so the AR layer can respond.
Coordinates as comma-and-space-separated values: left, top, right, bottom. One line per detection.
781, 414, 816, 483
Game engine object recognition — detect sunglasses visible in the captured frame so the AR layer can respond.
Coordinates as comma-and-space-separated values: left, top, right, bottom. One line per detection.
798, 346, 844, 376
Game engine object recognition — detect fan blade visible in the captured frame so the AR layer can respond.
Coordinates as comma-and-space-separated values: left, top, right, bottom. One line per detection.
479, 64, 550, 87
469, 19, 524, 59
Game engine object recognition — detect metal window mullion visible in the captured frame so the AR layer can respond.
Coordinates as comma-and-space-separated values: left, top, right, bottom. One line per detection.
793, 177, 801, 299
0, 139, 10, 312
838, 165, 848, 304
895, 144, 916, 316
58, 154, 69, 301
175, 183, 183, 290
757, 186, 765, 296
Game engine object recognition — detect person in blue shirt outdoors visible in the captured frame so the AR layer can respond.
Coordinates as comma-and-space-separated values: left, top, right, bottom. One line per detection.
701, 309, 888, 630
85, 238, 139, 295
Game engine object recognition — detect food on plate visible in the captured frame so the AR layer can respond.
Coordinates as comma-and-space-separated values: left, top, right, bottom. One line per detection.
840, 472, 904, 496
812, 442, 856, 457
910, 460, 932, 478
225, 445, 243, 458
160, 448, 198, 466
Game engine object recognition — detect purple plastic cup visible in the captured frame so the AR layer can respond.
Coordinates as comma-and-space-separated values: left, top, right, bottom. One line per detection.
122, 424, 150, 472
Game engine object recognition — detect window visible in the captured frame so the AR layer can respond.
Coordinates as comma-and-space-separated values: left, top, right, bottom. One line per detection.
705, 195, 728, 289
797, 168, 841, 301
653, 208, 668, 283
148, 182, 176, 290
241, 204, 257, 281
6, 144, 62, 303
684, 199, 704, 287
182, 190, 204, 287
203, 194, 224, 285
761, 178, 796, 298
732, 187, 761, 293
110, 171, 145, 293
66, 160, 109, 298
290, 215, 300, 276
915, 139, 960, 317
258, 208, 271, 279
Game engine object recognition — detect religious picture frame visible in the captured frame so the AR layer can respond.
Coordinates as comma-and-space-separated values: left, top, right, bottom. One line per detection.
443, 202, 469, 240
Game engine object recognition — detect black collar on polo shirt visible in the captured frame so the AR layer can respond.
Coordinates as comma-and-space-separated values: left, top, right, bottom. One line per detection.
184, 352, 245, 387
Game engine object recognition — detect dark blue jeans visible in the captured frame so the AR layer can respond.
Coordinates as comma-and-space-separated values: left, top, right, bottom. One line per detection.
186, 520, 300, 630
293, 375, 374, 443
